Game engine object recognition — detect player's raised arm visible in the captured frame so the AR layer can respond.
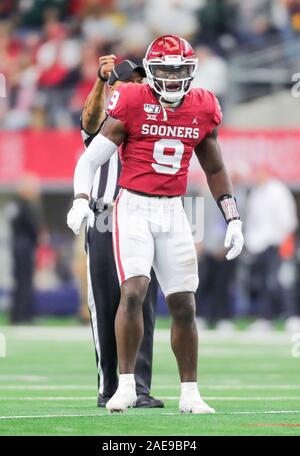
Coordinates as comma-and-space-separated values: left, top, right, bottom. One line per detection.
67, 117, 126, 235
81, 55, 116, 135
195, 128, 244, 260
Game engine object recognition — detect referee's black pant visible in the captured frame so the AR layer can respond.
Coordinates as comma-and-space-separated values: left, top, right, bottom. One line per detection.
11, 240, 35, 324
86, 212, 158, 397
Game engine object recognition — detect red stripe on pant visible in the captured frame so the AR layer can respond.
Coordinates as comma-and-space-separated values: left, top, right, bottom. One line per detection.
113, 189, 125, 284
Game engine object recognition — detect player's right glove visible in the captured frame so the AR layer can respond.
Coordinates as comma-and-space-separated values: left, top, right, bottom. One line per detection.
67, 198, 94, 235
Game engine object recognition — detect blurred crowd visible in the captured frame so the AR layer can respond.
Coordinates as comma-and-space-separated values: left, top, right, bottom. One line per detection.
195, 167, 300, 332
1, 0, 300, 129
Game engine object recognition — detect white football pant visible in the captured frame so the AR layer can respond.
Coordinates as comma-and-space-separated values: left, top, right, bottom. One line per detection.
112, 189, 199, 297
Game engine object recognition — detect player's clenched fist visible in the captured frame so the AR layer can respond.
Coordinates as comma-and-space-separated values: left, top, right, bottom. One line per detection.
224, 220, 244, 260
98, 54, 116, 81
67, 198, 94, 235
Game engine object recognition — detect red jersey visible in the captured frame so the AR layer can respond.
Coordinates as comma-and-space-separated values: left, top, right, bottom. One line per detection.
106, 83, 222, 196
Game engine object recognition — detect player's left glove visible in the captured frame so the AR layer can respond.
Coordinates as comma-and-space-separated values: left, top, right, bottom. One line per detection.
67, 198, 94, 235
224, 220, 244, 261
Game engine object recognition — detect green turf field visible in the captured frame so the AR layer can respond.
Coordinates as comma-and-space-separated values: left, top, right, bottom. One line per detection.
0, 322, 300, 436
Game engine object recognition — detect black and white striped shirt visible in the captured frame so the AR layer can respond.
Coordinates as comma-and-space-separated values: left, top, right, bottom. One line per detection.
80, 117, 121, 207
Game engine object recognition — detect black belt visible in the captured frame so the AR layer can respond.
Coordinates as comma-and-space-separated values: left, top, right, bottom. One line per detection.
126, 189, 175, 199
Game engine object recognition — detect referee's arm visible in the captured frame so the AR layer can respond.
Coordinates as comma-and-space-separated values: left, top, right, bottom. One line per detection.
81, 54, 116, 135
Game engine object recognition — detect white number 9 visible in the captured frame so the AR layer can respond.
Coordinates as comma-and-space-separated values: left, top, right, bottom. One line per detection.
107, 91, 120, 110
152, 139, 184, 175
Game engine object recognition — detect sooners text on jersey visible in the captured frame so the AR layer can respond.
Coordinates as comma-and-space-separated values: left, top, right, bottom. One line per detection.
106, 83, 222, 196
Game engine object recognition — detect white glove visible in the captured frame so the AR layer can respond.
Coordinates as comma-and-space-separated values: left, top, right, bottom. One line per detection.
224, 220, 244, 261
67, 198, 94, 235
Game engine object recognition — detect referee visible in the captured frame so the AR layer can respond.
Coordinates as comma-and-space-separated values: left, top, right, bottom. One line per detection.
81, 55, 163, 408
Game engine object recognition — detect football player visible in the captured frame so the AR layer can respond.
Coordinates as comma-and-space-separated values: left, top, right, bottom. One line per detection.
79, 56, 163, 408
68, 35, 244, 414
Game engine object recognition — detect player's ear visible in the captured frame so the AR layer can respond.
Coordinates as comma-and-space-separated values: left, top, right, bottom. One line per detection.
109, 85, 114, 94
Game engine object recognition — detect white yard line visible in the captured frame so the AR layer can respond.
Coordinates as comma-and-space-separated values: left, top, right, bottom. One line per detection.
154, 385, 300, 390
198, 350, 290, 356
199, 385, 300, 390
1, 410, 300, 420
162, 410, 300, 416
0, 385, 96, 390
0, 375, 48, 382
159, 397, 300, 401
0, 396, 96, 401
0, 396, 299, 401
0, 413, 102, 420
0, 384, 300, 391
1, 326, 294, 344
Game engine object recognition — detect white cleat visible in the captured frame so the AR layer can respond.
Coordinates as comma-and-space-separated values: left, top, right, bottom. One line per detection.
106, 388, 137, 414
179, 398, 215, 414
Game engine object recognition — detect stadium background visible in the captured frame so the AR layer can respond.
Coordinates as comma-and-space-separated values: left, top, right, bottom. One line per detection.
1, 0, 300, 436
